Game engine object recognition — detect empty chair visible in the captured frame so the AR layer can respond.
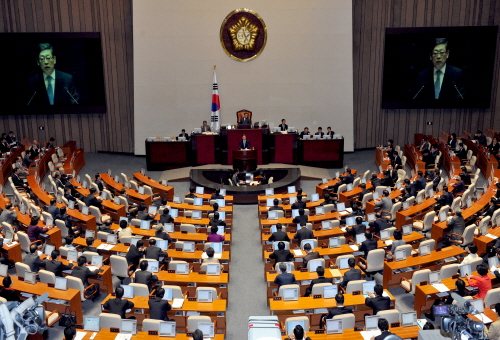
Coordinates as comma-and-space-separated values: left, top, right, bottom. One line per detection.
277, 284, 300, 297
375, 186, 387, 197
332, 313, 355, 329
39, 270, 56, 284
392, 244, 412, 258
450, 225, 475, 248
440, 264, 460, 279
184, 198, 194, 205
120, 173, 129, 185
55, 219, 69, 238
388, 202, 401, 224
377, 310, 400, 324
337, 184, 347, 195
400, 269, 431, 295
360, 193, 373, 211
352, 177, 361, 189
397, 169, 406, 181
405, 196, 415, 207
180, 224, 196, 233
363, 170, 371, 182
424, 182, 434, 198
484, 287, 500, 308
186, 316, 214, 334
67, 276, 98, 301
412, 211, 435, 237
129, 218, 141, 226
15, 263, 30, 278
129, 283, 150, 297
89, 206, 111, 225
129, 181, 139, 191
284, 316, 309, 333
345, 280, 367, 294
58, 246, 70, 258
110, 255, 133, 281
99, 313, 122, 329
419, 239, 436, 252
358, 249, 385, 275
463, 156, 477, 173
168, 261, 190, 271
143, 319, 162, 332
451, 197, 462, 213
97, 231, 109, 241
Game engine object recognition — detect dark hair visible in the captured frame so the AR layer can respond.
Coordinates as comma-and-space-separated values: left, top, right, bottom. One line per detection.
374, 284, 383, 296
355, 216, 363, 224
433, 37, 448, 50
140, 260, 148, 271
163, 208, 170, 215
206, 247, 215, 257
119, 220, 128, 229
279, 263, 287, 273
273, 198, 279, 206
149, 239, 156, 246
277, 242, 285, 250
456, 278, 466, 291
477, 263, 488, 276
213, 212, 219, 220
316, 266, 325, 276
38, 43, 54, 57
211, 225, 219, 234
192, 329, 204, 340
298, 209, 305, 216
138, 204, 146, 212
365, 232, 373, 240
189, 187, 195, 193
297, 195, 303, 201
77, 256, 87, 266
304, 243, 312, 251
86, 237, 94, 246
495, 303, 500, 316
335, 293, 344, 304
348, 257, 355, 268
293, 325, 305, 340
115, 286, 124, 299
51, 250, 60, 259
60, 206, 67, 214
64, 325, 76, 340
3, 275, 12, 288
393, 229, 402, 240
276, 223, 283, 230
136, 240, 144, 248
29, 244, 38, 254
468, 244, 478, 254
155, 287, 165, 298
30, 216, 39, 225
378, 318, 389, 332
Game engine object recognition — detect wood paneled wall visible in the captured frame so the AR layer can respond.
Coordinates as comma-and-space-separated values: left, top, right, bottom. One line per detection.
0, 0, 133, 153
353, 0, 500, 149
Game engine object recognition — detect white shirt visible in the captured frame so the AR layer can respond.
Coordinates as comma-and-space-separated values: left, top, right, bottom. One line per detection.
459, 253, 478, 267
43, 70, 56, 98
433, 64, 446, 93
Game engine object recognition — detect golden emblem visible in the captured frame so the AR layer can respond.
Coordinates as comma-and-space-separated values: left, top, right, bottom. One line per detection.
228, 17, 259, 51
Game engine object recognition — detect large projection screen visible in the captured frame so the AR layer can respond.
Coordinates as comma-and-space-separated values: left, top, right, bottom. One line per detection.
133, 0, 353, 155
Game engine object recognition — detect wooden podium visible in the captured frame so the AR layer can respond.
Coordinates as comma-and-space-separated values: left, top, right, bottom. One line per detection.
232, 149, 257, 172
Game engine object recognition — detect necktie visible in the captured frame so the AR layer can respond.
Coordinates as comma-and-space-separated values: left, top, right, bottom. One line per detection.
434, 70, 442, 99
46, 75, 54, 105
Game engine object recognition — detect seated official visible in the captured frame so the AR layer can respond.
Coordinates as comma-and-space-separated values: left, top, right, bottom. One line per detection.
302, 242, 319, 267
320, 193, 336, 207
294, 221, 313, 245
210, 212, 226, 230
459, 244, 479, 267
425, 278, 469, 321
94, 173, 104, 192
374, 190, 393, 216
103, 286, 135, 319
239, 134, 251, 149
177, 129, 190, 141
329, 168, 355, 192
45, 249, 73, 277
269, 241, 294, 267
340, 258, 362, 288
118, 220, 133, 239
47, 198, 60, 220
56, 207, 81, 236
203, 247, 224, 271
126, 240, 145, 268
154, 224, 172, 241
238, 112, 251, 125
380, 171, 394, 188
325, 293, 352, 319
359, 232, 377, 258
136, 260, 159, 292
375, 318, 393, 340
274, 263, 296, 289
145, 239, 169, 261
304, 266, 332, 297
291, 324, 311, 340
22, 151, 34, 169
207, 225, 225, 243
369, 213, 391, 237
465, 263, 491, 299
148, 287, 172, 321
0, 276, 20, 302
390, 230, 406, 255
347, 216, 366, 236
84, 187, 103, 208
371, 173, 381, 188
299, 127, 310, 138
201, 120, 211, 132
444, 209, 465, 241
72, 256, 100, 300
137, 204, 153, 221
211, 187, 224, 200
315, 127, 324, 137
185, 187, 196, 199
258, 170, 268, 185
326, 126, 334, 138
99, 220, 115, 234
159, 208, 174, 224
0, 203, 17, 225
487, 303, 500, 340
291, 195, 307, 210
268, 223, 290, 242
82, 237, 100, 254
25, 244, 45, 273
365, 284, 390, 315
292, 209, 308, 225
279, 119, 288, 131
269, 199, 283, 212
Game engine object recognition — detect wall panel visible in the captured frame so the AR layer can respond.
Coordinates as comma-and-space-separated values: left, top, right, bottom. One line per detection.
353, 0, 500, 149
0, 0, 133, 153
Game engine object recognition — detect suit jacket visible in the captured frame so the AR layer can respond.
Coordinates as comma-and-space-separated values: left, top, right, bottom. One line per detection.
84, 194, 102, 208
456, 148, 467, 160
45, 259, 73, 277
365, 295, 391, 314
359, 239, 378, 257
145, 246, 168, 261
416, 64, 465, 100
392, 156, 402, 169
414, 177, 427, 192
103, 298, 134, 319
0, 210, 17, 225
135, 270, 158, 291
303, 251, 320, 267
326, 306, 352, 319
0, 288, 20, 302
125, 244, 144, 266
380, 176, 394, 188
315, 132, 324, 137
82, 246, 99, 253
27, 70, 79, 105
340, 268, 362, 288
269, 206, 284, 212
177, 133, 190, 141
347, 223, 366, 236
375, 331, 393, 340
148, 297, 172, 320
279, 123, 288, 131
294, 227, 314, 244
375, 197, 393, 212
437, 192, 454, 206
239, 139, 251, 149
71, 265, 98, 287
269, 249, 294, 264
159, 214, 174, 224
11, 174, 24, 187
239, 118, 251, 124
291, 201, 307, 210
305, 276, 333, 296
274, 272, 296, 288
369, 218, 391, 236
292, 215, 308, 225
488, 319, 500, 340
268, 231, 290, 242
25, 253, 45, 272
138, 211, 153, 221
447, 216, 466, 239
201, 125, 211, 132
47, 205, 60, 219
371, 178, 381, 188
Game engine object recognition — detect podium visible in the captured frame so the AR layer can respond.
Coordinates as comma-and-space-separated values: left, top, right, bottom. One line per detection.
232, 149, 257, 172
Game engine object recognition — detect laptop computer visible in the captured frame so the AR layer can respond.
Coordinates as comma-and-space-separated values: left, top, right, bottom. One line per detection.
91, 255, 103, 267
355, 233, 366, 244
283, 286, 299, 301
216, 199, 225, 207
120, 319, 137, 335
121, 285, 134, 298
460, 264, 472, 277
55, 277, 68, 290
287, 186, 296, 194
326, 319, 343, 334
401, 312, 417, 327
380, 230, 390, 241
329, 237, 341, 248
159, 321, 176, 337
197, 289, 213, 302
84, 316, 100, 332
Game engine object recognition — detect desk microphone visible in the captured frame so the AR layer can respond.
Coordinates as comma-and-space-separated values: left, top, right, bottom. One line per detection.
412, 85, 425, 100
27, 91, 37, 105
452, 81, 464, 99
64, 87, 79, 104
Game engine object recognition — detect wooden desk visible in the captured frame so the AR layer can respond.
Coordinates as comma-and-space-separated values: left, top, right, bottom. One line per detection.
1, 242, 22, 263
463, 138, 499, 178
365, 190, 401, 215
284, 328, 420, 340
382, 245, 466, 288
168, 249, 230, 262
375, 148, 391, 171
260, 211, 343, 228
174, 216, 210, 226
62, 148, 85, 176
315, 171, 358, 197
146, 140, 192, 170
299, 138, 344, 168
404, 144, 425, 172
128, 226, 231, 243
77, 330, 225, 340
468, 307, 498, 323
132, 172, 174, 201
28, 148, 55, 179
0, 146, 24, 185
395, 197, 436, 229
99, 173, 152, 205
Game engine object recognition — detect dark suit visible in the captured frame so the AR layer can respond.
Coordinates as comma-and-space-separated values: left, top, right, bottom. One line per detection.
135, 270, 158, 292
315, 132, 324, 137
103, 298, 134, 319
84, 194, 102, 208
291, 201, 307, 210
340, 268, 362, 288
347, 223, 366, 236
326, 306, 353, 319
47, 205, 60, 219
45, 259, 73, 277
303, 251, 320, 267
239, 118, 251, 124
0, 288, 20, 302
436, 192, 453, 207
145, 246, 168, 261
416, 64, 465, 100
27, 70, 79, 105
274, 272, 296, 288
269, 206, 284, 212
71, 265, 98, 287
269, 249, 294, 265
155, 230, 171, 241
292, 215, 308, 225
414, 177, 426, 192
11, 173, 24, 187
268, 231, 290, 242
25, 253, 45, 273
239, 139, 251, 149
138, 211, 153, 221
446, 216, 466, 239
359, 239, 378, 257
456, 148, 467, 161
177, 133, 190, 141
375, 331, 393, 340
369, 218, 391, 237
305, 276, 333, 296
159, 214, 174, 224
279, 123, 288, 131
148, 297, 171, 321
294, 227, 314, 244
365, 295, 391, 314
125, 245, 144, 266
392, 156, 402, 169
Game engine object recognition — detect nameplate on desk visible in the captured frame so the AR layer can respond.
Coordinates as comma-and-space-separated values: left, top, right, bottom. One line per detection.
269, 270, 276, 274
124, 243, 130, 246
199, 271, 206, 275
188, 297, 196, 301
315, 228, 322, 231
148, 331, 158, 335
47, 283, 55, 288
387, 258, 393, 262
273, 296, 282, 301
266, 249, 272, 252
110, 328, 120, 333
181, 230, 187, 234
300, 268, 308, 272
419, 281, 428, 286
452, 274, 459, 279
436, 248, 442, 252
75, 325, 83, 329
149, 296, 155, 299
352, 291, 361, 295
315, 330, 325, 334
168, 270, 175, 273
265, 232, 270, 235
391, 322, 400, 328
18, 277, 24, 282
290, 230, 297, 233
321, 244, 327, 248
281, 331, 286, 336
313, 294, 322, 299
331, 265, 339, 269
176, 248, 182, 251
412, 253, 418, 257
111, 293, 116, 296
355, 326, 364, 331
61, 255, 67, 259
187, 333, 193, 337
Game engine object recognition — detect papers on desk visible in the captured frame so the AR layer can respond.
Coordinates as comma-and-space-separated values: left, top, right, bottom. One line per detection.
485, 233, 499, 240
346, 208, 353, 213
338, 211, 349, 216
186, 311, 200, 316
385, 240, 393, 246
340, 227, 347, 232
444, 257, 457, 263
349, 245, 359, 251
329, 269, 342, 277
417, 319, 428, 329
75, 331, 87, 340
475, 313, 493, 324
491, 265, 497, 272
314, 308, 328, 314
97, 243, 114, 251
172, 298, 184, 309
293, 249, 304, 256
87, 265, 98, 272
360, 330, 382, 340
4, 241, 17, 247
431, 283, 450, 293
114, 334, 132, 340
382, 291, 390, 297
201, 252, 222, 259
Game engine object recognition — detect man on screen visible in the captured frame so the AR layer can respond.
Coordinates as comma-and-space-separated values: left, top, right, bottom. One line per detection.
27, 43, 79, 105
414, 38, 465, 100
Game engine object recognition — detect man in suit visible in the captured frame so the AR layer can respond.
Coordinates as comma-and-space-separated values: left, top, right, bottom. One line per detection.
375, 318, 393, 340
135, 260, 158, 292
45, 250, 73, 277
391, 151, 403, 170
487, 303, 500, 340
445, 209, 466, 241
294, 221, 312, 244
231, 169, 242, 186
82, 237, 99, 253
474, 130, 487, 146
154, 224, 172, 241
340, 258, 362, 288
137, 205, 153, 221
22, 151, 34, 168
0, 203, 17, 225
279, 119, 288, 131
359, 232, 378, 257
148, 287, 172, 320
369, 213, 391, 237
211, 188, 224, 200
315, 127, 324, 137
347, 216, 366, 236
302, 242, 320, 267
455, 143, 467, 162
239, 134, 251, 149
292, 209, 308, 225
25, 244, 45, 273
238, 112, 251, 125
159, 208, 174, 224
435, 185, 454, 210
325, 293, 353, 319
47, 198, 60, 220
358, 183, 371, 203
421, 149, 435, 168
268, 223, 290, 242
375, 190, 393, 216
64, 186, 77, 204
330, 168, 355, 192
291, 195, 306, 210
413, 171, 427, 192
71, 256, 100, 299
6, 131, 18, 146
300, 127, 310, 138
209, 212, 226, 231
145, 239, 168, 261
431, 170, 441, 191
380, 170, 394, 188
177, 129, 190, 141
326, 127, 334, 138
11, 168, 27, 189
201, 120, 211, 132
56, 207, 80, 236
125, 240, 145, 268
27, 43, 79, 105
365, 284, 391, 314
274, 263, 296, 289
269, 198, 283, 212
305, 266, 332, 296
320, 193, 335, 207
414, 38, 465, 100
269, 241, 294, 267
0, 139, 10, 154
419, 137, 430, 152
103, 286, 134, 319
84, 188, 102, 208
452, 174, 466, 195
386, 165, 398, 183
